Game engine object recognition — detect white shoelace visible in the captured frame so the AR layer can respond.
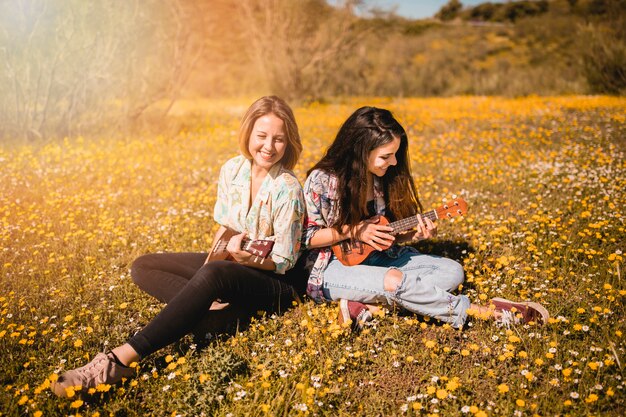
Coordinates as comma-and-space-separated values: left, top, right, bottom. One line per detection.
496, 310, 520, 328
75, 354, 108, 383
356, 309, 373, 324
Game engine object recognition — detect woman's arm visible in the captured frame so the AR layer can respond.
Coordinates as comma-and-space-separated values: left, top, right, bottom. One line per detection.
308, 218, 395, 250
303, 170, 393, 250
306, 224, 352, 248
302, 170, 335, 248
267, 178, 305, 273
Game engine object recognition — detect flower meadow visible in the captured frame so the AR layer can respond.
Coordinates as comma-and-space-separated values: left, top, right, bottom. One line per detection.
1, 96, 624, 416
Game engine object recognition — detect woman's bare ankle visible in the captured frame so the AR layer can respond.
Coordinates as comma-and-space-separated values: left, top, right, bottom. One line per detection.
111, 344, 140, 367
365, 304, 382, 315
469, 303, 498, 320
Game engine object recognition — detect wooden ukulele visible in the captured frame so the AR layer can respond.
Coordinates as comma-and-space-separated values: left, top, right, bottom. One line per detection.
206, 227, 275, 263
205, 227, 274, 311
331, 197, 468, 266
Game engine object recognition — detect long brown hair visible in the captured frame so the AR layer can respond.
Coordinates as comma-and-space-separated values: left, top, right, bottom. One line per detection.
238, 96, 302, 170
308, 106, 422, 230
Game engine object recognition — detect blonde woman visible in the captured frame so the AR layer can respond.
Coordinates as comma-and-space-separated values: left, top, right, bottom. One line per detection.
52, 96, 305, 397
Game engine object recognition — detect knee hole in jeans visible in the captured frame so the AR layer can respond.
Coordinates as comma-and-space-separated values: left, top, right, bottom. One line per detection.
383, 269, 403, 292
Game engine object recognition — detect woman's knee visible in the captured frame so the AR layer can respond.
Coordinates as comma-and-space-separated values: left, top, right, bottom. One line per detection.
383, 268, 404, 292
130, 254, 157, 287
444, 260, 465, 289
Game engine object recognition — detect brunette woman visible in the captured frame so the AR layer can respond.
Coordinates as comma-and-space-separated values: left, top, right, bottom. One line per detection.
302, 106, 549, 329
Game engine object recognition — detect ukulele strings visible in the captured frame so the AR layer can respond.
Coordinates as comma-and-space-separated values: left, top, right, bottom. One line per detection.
389, 210, 438, 232
213, 238, 253, 252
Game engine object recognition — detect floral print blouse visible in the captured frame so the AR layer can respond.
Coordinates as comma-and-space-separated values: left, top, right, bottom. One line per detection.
302, 169, 386, 302
214, 155, 305, 274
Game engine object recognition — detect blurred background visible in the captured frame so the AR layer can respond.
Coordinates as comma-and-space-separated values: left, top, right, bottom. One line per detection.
0, 0, 624, 141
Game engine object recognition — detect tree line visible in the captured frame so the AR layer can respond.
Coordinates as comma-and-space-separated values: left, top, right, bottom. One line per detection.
0, 0, 624, 141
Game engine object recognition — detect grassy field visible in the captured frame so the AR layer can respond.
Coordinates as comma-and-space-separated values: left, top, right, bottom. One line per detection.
1, 96, 624, 416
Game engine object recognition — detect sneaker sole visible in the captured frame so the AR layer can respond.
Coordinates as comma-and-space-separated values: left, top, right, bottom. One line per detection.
338, 299, 351, 325
491, 297, 550, 323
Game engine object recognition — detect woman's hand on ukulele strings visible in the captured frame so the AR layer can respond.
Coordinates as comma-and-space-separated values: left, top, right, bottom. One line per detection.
412, 216, 437, 241
352, 216, 395, 251
226, 232, 253, 264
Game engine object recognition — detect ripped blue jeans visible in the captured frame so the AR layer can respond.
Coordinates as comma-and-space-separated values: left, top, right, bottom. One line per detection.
321, 247, 470, 328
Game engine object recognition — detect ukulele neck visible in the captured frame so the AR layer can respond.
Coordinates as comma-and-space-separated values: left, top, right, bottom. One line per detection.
388, 210, 437, 234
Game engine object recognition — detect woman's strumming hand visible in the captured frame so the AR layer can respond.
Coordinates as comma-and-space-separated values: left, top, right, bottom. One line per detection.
226, 232, 253, 264
353, 216, 395, 251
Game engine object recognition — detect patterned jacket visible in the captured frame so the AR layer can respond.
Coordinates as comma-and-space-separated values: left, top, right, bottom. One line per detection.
302, 169, 386, 302
214, 155, 305, 274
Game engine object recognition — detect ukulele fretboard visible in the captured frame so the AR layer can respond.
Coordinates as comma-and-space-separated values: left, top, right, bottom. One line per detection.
388, 210, 438, 234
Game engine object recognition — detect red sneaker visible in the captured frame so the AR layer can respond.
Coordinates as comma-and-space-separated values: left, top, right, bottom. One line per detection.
490, 297, 549, 326
338, 299, 373, 331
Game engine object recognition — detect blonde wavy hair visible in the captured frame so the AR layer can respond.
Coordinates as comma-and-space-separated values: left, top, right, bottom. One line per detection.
238, 96, 302, 170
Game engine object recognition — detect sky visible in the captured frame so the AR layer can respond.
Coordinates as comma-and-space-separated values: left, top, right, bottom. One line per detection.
359, 0, 505, 19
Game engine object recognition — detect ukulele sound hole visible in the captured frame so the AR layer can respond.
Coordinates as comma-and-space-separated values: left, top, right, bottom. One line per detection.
340, 240, 353, 254
340, 240, 365, 255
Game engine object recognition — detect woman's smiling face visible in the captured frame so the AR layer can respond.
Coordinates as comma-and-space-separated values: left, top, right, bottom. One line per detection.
367, 136, 400, 177
248, 113, 286, 172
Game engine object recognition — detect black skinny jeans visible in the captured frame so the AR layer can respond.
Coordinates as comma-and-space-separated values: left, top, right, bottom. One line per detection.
128, 252, 304, 358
